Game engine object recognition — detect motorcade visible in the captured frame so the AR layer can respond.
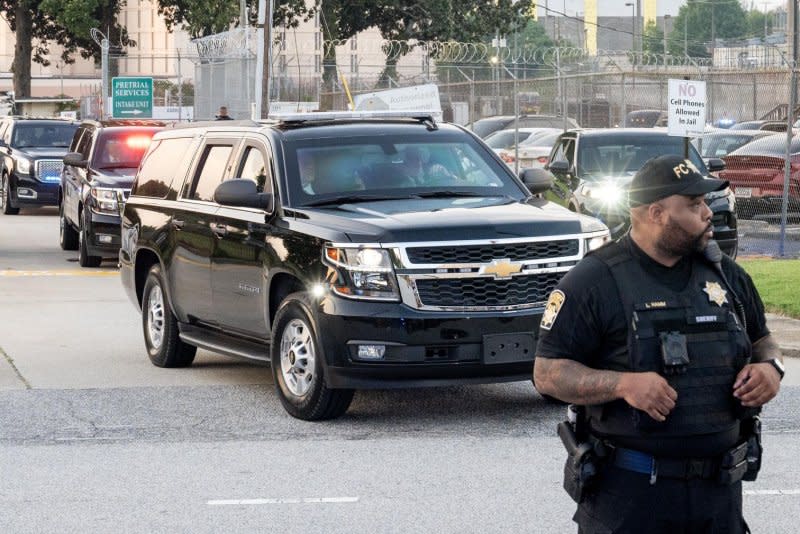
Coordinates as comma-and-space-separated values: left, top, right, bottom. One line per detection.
720, 134, 800, 221
0, 117, 79, 214
544, 128, 739, 257
59, 119, 165, 267
119, 111, 610, 420
467, 114, 579, 139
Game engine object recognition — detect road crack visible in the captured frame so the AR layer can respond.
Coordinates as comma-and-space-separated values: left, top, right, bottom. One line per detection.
0, 344, 31, 389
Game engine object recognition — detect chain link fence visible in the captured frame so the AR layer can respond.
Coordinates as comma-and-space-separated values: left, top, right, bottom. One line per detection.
96, 36, 798, 258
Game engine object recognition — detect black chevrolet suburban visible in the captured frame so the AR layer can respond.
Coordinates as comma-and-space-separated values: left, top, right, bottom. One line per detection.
0, 117, 79, 214
120, 112, 609, 420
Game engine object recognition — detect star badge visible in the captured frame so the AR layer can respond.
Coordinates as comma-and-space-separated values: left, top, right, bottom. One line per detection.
703, 281, 728, 306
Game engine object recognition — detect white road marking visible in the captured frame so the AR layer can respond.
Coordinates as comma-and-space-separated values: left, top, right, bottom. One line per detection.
0, 269, 118, 277
208, 497, 359, 506
744, 489, 800, 496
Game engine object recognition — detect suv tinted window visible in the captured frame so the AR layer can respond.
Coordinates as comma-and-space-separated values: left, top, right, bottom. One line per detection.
577, 134, 708, 177
11, 123, 77, 148
190, 144, 234, 201
236, 145, 271, 193
132, 137, 193, 198
76, 127, 94, 158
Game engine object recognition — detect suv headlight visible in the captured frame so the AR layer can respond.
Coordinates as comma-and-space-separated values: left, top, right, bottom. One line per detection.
16, 157, 31, 174
585, 231, 611, 252
585, 181, 624, 205
323, 246, 400, 301
90, 187, 124, 215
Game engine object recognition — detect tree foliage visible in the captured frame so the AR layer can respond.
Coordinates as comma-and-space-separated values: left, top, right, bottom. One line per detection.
667, 0, 747, 57
641, 21, 664, 55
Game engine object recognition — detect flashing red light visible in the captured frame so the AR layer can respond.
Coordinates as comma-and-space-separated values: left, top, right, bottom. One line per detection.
126, 135, 154, 149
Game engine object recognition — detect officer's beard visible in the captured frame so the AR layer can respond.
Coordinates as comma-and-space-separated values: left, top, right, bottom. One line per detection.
656, 216, 712, 258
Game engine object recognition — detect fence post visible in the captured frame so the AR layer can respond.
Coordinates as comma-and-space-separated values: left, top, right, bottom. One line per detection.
779, 65, 797, 257
752, 73, 757, 120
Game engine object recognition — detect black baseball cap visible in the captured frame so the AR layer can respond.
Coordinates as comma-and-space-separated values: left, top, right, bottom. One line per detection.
628, 154, 728, 206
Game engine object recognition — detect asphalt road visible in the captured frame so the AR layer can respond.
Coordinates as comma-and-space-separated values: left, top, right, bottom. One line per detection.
1, 210, 799, 533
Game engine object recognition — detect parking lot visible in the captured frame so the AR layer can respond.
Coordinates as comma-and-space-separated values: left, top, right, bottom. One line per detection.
1, 210, 799, 533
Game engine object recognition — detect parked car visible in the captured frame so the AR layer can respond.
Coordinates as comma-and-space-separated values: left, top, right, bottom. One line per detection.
59, 119, 165, 267
482, 127, 550, 155
720, 134, 800, 220
467, 114, 579, 139
624, 109, 667, 128
544, 128, 739, 257
0, 117, 79, 214
499, 130, 562, 169
692, 130, 778, 165
119, 111, 610, 420
729, 120, 788, 132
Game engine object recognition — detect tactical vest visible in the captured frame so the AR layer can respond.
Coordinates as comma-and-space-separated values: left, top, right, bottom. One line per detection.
586, 243, 752, 440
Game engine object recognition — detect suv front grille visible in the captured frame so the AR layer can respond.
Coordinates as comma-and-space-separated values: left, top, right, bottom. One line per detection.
415, 272, 564, 308
406, 240, 579, 264
35, 160, 63, 182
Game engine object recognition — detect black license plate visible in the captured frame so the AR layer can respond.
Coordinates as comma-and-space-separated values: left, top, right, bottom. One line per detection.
482, 333, 535, 365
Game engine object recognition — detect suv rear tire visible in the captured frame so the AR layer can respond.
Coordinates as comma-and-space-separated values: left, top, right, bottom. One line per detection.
271, 293, 354, 420
142, 264, 196, 367
78, 209, 102, 267
1, 174, 19, 215
59, 202, 79, 250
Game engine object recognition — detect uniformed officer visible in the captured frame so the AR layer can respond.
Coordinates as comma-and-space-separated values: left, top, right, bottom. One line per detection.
534, 154, 783, 533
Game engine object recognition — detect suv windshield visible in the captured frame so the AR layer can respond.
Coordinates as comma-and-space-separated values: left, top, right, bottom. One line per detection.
285, 134, 525, 206
12, 123, 77, 148
577, 134, 709, 178
92, 129, 160, 169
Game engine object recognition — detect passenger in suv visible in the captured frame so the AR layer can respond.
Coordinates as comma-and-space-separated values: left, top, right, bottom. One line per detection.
59, 119, 164, 267
119, 112, 610, 420
0, 117, 79, 215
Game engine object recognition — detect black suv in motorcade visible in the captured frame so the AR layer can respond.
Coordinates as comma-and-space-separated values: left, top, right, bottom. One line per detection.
0, 117, 79, 215
119, 112, 610, 420
59, 119, 164, 267
544, 128, 739, 257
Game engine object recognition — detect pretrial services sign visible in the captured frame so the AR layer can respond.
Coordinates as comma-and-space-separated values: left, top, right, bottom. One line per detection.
111, 77, 153, 118
667, 79, 706, 137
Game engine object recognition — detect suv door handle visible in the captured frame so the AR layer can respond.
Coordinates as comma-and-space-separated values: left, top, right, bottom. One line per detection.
172, 218, 185, 229
211, 223, 227, 237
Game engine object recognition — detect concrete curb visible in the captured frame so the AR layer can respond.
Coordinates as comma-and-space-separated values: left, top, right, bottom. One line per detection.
765, 313, 800, 359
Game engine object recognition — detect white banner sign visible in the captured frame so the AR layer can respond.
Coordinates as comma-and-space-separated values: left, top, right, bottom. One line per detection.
668, 79, 707, 137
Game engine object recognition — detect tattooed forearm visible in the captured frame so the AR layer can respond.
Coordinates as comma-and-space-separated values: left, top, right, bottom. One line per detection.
534, 357, 622, 405
751, 334, 782, 364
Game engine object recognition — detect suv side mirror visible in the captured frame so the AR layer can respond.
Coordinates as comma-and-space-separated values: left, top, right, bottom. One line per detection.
63, 152, 88, 168
706, 158, 726, 173
547, 160, 570, 176
0, 138, 6, 148
214, 178, 274, 211
519, 168, 554, 195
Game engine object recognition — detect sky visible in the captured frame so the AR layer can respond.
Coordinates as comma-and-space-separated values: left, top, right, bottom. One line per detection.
540, 0, 788, 18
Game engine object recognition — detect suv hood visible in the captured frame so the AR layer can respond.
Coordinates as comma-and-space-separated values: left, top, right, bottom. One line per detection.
296, 197, 603, 243
15, 147, 69, 158
90, 168, 137, 188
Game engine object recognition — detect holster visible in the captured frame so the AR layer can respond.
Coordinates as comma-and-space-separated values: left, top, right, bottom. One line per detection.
558, 419, 602, 503
742, 416, 763, 482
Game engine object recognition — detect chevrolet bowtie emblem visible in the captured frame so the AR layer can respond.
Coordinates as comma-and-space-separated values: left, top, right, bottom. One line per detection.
482, 259, 523, 279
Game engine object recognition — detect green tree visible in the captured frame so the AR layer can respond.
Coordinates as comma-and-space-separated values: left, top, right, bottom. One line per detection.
641, 20, 664, 55
667, 0, 748, 58
746, 9, 773, 40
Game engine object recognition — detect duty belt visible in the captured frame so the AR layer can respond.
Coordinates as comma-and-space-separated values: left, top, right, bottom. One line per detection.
610, 443, 748, 485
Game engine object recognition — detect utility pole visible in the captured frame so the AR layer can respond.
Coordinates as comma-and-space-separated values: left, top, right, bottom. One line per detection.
255, 0, 274, 119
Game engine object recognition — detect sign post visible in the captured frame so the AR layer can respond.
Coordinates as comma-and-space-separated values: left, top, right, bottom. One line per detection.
111, 77, 153, 118
667, 78, 707, 158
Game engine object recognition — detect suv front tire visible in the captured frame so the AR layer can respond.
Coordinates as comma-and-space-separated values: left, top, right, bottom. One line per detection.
1, 174, 19, 215
271, 293, 354, 420
59, 201, 79, 250
78, 208, 102, 267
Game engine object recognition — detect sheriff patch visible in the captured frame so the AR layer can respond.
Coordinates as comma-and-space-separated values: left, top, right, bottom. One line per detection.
540, 290, 566, 330
703, 281, 728, 306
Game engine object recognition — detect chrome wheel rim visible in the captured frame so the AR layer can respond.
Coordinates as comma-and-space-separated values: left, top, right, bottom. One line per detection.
146, 284, 165, 349
279, 318, 316, 397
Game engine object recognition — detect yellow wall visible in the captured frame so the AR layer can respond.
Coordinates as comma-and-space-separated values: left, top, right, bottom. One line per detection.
643, 0, 657, 27
585, 0, 597, 55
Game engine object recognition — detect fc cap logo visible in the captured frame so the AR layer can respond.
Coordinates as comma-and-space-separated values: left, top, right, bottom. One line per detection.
540, 289, 565, 330
672, 160, 700, 180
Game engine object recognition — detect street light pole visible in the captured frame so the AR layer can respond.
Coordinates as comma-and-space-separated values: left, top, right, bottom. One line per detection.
625, 3, 635, 63
663, 14, 671, 63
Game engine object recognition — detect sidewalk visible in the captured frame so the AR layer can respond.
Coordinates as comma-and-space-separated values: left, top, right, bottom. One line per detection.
766, 313, 800, 359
